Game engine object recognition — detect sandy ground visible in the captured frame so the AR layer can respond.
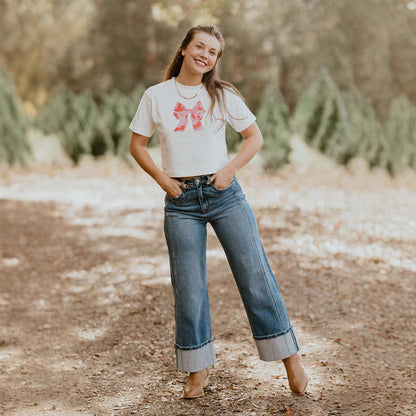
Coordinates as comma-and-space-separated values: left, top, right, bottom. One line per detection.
0, 149, 415, 416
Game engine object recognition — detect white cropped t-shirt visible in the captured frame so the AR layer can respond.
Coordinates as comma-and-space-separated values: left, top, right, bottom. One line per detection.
129, 78, 256, 178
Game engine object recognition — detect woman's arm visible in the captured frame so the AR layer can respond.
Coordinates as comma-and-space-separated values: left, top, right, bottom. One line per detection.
130, 132, 183, 198
210, 122, 263, 189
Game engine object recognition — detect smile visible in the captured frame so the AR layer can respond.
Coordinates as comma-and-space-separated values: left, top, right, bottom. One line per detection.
194, 59, 207, 67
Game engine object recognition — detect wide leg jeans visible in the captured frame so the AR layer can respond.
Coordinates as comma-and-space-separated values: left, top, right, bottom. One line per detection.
164, 176, 299, 372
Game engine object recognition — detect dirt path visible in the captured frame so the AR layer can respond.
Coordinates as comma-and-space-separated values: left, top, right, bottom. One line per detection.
0, 156, 415, 415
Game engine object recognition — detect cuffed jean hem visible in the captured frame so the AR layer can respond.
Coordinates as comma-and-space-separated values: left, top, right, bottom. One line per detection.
255, 328, 299, 361
176, 341, 217, 372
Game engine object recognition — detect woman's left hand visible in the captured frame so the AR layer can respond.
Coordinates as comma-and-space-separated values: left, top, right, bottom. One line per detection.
210, 166, 235, 190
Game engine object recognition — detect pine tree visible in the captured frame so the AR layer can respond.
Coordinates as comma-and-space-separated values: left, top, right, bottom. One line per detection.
343, 88, 390, 169
0, 68, 31, 164
35, 85, 113, 163
101, 83, 146, 160
257, 84, 291, 171
383, 95, 416, 174
292, 68, 354, 164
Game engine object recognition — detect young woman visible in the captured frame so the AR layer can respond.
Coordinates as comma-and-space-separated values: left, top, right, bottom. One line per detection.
129, 25, 308, 399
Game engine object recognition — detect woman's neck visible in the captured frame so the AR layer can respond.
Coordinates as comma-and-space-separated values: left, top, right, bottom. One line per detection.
176, 69, 203, 86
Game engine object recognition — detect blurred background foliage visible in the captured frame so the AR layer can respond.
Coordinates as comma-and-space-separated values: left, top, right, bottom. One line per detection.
1, 0, 416, 173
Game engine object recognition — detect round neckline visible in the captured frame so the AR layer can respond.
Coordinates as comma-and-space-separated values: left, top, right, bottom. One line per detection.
173, 77, 203, 89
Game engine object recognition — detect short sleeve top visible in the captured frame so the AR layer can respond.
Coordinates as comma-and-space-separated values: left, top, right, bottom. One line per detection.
129, 77, 256, 177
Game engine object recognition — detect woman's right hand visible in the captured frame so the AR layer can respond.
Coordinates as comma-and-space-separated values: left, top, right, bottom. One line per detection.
157, 174, 184, 198
130, 133, 184, 198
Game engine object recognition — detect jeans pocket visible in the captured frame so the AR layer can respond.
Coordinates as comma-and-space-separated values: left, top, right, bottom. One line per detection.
209, 177, 237, 193
166, 191, 188, 204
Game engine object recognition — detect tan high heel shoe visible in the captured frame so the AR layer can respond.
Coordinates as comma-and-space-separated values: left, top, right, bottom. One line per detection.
283, 353, 308, 396
289, 373, 308, 396
183, 368, 210, 399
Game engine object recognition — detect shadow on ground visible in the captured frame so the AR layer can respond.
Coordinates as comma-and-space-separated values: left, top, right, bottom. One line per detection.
1, 199, 415, 415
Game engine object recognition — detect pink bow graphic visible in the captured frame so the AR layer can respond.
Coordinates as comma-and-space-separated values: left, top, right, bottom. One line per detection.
173, 101, 206, 132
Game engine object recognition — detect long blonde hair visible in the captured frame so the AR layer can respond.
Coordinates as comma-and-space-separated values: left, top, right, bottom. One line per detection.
164, 25, 243, 121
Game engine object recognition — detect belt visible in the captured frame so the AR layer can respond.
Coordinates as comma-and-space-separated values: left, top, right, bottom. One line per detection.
175, 175, 214, 188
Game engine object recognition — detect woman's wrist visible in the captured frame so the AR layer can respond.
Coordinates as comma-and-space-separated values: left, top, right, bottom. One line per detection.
224, 160, 241, 177
154, 171, 168, 186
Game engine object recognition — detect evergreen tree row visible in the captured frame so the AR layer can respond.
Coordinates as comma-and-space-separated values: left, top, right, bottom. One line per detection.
34, 84, 146, 163
1, 65, 416, 175
256, 68, 416, 175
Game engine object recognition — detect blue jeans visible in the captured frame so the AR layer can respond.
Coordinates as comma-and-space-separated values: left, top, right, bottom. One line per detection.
164, 175, 299, 372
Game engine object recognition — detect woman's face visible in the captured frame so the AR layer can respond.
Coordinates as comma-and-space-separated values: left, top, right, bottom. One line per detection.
181, 32, 221, 76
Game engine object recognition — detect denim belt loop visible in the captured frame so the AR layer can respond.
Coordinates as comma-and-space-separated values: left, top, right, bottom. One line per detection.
195, 176, 205, 185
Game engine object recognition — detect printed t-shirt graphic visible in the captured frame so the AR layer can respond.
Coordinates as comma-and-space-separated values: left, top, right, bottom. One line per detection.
173, 101, 206, 132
